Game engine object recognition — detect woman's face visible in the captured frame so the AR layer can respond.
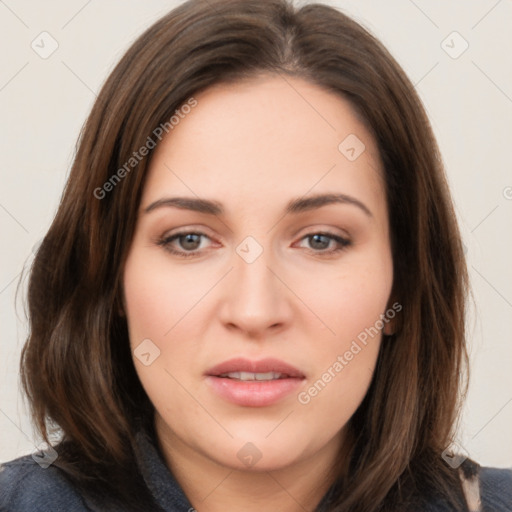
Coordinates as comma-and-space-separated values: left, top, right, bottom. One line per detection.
123, 75, 394, 472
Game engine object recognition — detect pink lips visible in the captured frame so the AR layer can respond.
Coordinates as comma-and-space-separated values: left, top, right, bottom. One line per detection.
205, 357, 305, 407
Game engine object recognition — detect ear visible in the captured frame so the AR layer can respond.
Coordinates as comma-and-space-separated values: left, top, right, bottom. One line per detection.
383, 317, 394, 336
382, 298, 402, 336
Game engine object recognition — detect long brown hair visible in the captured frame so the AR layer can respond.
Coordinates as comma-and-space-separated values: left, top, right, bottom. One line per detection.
21, 0, 470, 510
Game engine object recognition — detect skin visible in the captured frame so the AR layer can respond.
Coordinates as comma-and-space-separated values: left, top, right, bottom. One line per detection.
123, 74, 394, 512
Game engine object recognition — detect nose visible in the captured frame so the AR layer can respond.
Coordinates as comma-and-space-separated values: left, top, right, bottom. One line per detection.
218, 244, 293, 338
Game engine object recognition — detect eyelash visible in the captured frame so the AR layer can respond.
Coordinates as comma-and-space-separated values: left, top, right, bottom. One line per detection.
156, 230, 351, 259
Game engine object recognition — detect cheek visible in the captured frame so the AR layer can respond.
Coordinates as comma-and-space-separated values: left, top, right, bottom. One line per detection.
123, 248, 206, 344
301, 257, 393, 346
294, 256, 392, 409
122, 247, 218, 401
294, 313, 384, 441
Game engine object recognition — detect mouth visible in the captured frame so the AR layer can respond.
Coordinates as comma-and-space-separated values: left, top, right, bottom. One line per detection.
206, 357, 305, 379
205, 357, 305, 407
216, 371, 295, 381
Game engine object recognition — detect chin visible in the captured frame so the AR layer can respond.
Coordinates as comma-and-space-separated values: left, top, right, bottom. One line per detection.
201, 429, 311, 472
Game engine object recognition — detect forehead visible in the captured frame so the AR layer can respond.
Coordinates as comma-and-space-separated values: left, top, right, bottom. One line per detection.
142, 74, 385, 217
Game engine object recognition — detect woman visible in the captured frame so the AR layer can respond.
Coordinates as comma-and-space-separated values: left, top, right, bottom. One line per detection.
1, 0, 510, 511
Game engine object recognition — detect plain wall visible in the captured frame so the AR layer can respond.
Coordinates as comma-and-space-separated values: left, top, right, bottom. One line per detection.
1, 0, 511, 467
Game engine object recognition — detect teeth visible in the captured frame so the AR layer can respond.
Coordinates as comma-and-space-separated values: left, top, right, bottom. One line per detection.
219, 371, 286, 381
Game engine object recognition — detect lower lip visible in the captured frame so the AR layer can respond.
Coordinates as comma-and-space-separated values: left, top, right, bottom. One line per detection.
205, 376, 304, 407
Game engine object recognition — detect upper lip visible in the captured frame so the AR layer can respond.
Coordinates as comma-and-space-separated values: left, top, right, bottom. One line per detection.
206, 357, 305, 378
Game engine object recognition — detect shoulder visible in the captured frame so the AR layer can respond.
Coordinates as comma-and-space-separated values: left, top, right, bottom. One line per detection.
479, 466, 512, 511
0, 453, 91, 511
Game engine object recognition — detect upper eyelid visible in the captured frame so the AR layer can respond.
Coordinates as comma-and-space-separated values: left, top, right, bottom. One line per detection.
161, 223, 350, 238
161, 229, 215, 244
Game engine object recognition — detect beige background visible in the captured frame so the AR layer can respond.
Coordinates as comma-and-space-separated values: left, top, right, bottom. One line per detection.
1, 0, 511, 467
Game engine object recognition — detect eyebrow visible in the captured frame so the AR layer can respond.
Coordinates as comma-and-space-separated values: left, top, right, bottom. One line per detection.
144, 193, 372, 217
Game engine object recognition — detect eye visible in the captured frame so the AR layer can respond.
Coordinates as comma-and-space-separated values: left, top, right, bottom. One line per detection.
157, 231, 212, 258
296, 232, 351, 255
157, 230, 351, 259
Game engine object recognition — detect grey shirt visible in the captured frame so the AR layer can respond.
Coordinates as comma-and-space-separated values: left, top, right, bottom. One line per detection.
1, 429, 511, 511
